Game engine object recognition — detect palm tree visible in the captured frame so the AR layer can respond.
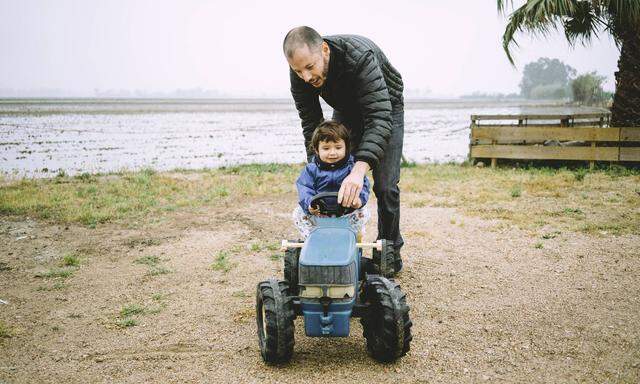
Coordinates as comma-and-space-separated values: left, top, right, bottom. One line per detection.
497, 0, 640, 127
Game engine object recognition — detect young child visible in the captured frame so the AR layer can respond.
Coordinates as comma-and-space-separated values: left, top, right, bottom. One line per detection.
293, 120, 371, 239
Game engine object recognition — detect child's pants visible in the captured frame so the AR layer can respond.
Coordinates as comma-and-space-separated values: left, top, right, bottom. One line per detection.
292, 205, 371, 240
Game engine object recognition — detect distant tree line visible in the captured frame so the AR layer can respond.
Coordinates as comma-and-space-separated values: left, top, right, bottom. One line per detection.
519, 57, 610, 105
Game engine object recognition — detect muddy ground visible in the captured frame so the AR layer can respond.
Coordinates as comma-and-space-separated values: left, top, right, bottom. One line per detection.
1, 193, 639, 383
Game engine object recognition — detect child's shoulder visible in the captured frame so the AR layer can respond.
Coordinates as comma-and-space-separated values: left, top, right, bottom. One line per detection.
299, 159, 318, 176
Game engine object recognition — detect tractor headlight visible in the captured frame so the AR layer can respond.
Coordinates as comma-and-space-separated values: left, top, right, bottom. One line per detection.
299, 285, 355, 299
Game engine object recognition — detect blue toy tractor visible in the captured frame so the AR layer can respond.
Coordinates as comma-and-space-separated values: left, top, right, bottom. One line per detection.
256, 192, 412, 364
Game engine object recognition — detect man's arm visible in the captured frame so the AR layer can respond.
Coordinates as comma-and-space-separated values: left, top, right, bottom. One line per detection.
338, 50, 393, 207
290, 69, 324, 161
352, 50, 393, 170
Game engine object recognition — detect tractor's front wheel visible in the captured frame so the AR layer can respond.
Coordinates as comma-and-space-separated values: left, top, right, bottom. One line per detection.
361, 276, 412, 362
256, 279, 295, 364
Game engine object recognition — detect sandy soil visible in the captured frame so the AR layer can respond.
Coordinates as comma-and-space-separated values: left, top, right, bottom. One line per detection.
1, 195, 639, 383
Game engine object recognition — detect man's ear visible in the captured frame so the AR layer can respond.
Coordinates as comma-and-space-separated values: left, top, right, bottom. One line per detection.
322, 41, 330, 56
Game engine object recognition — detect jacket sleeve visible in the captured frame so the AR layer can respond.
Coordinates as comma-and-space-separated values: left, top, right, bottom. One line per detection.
290, 69, 324, 162
352, 51, 393, 170
359, 174, 371, 207
296, 165, 316, 214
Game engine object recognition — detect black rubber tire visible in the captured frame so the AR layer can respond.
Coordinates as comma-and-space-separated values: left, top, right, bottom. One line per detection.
359, 255, 374, 281
372, 239, 396, 278
256, 279, 295, 364
283, 247, 300, 295
360, 275, 413, 363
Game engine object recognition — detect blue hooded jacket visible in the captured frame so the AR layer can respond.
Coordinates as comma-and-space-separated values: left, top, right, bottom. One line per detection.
296, 154, 371, 214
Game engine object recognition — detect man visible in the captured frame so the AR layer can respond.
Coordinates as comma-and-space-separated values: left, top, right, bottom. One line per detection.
283, 26, 405, 273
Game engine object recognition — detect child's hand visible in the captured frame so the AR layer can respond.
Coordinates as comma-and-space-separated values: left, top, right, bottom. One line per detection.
309, 205, 321, 216
352, 197, 362, 209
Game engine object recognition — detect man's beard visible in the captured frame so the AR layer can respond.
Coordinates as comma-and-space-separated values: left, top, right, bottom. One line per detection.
321, 53, 329, 81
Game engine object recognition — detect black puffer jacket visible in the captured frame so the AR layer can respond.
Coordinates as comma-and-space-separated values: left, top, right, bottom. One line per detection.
289, 35, 404, 169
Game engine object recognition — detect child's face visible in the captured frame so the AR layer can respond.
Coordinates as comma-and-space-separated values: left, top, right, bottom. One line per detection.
317, 139, 346, 164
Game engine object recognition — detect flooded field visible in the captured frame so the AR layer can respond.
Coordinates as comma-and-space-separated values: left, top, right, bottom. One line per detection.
0, 98, 606, 178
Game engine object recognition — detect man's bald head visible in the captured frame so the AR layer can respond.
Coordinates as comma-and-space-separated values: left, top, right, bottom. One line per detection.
283, 26, 323, 58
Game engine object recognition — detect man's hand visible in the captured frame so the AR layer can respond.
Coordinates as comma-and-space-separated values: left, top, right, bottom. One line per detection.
338, 161, 369, 208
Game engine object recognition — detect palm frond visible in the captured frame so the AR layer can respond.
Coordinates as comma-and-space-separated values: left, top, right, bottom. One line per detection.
564, 1, 602, 46
497, 0, 513, 14
604, 0, 640, 34
502, 0, 577, 64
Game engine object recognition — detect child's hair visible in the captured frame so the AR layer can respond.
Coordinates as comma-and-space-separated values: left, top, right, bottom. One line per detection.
310, 120, 350, 153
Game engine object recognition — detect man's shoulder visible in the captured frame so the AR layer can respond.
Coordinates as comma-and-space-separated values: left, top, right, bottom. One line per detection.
324, 35, 379, 54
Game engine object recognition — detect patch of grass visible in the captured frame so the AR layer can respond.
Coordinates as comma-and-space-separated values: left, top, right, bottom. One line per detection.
116, 318, 138, 328
151, 293, 164, 301
542, 231, 561, 240
0, 321, 11, 338
510, 184, 522, 198
251, 241, 279, 253
409, 200, 427, 208
269, 253, 283, 261
572, 168, 588, 182
75, 172, 96, 183
211, 250, 232, 272
0, 163, 299, 227
603, 164, 640, 178
61, 253, 80, 267
3, 163, 639, 236
562, 207, 584, 216
34, 266, 76, 279
265, 242, 279, 251
120, 304, 144, 317
147, 266, 171, 276
116, 296, 167, 326
221, 163, 296, 176
400, 158, 417, 168
147, 293, 168, 314
534, 242, 544, 249
135, 255, 170, 276
580, 222, 625, 235
134, 255, 160, 266
125, 237, 162, 248
36, 281, 66, 291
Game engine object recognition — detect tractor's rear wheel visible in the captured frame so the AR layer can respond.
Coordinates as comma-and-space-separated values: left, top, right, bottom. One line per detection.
283, 246, 300, 295
360, 276, 412, 362
256, 279, 295, 364
372, 239, 396, 278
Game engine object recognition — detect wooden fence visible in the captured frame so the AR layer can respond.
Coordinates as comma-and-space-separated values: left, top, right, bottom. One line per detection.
468, 113, 640, 168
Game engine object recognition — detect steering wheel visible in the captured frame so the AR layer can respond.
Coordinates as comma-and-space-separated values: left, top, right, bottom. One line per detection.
309, 192, 356, 217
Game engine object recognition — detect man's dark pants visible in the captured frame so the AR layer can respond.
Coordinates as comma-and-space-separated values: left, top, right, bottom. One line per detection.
332, 105, 405, 256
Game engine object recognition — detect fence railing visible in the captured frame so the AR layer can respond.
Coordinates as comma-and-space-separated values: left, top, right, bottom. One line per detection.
468, 113, 640, 168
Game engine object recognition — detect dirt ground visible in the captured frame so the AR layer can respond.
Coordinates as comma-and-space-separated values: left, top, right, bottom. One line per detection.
1, 194, 639, 383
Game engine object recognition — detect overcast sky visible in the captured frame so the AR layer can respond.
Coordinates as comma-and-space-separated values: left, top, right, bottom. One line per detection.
0, 0, 619, 97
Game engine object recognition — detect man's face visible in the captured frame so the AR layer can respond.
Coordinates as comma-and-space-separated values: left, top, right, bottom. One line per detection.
287, 42, 330, 88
